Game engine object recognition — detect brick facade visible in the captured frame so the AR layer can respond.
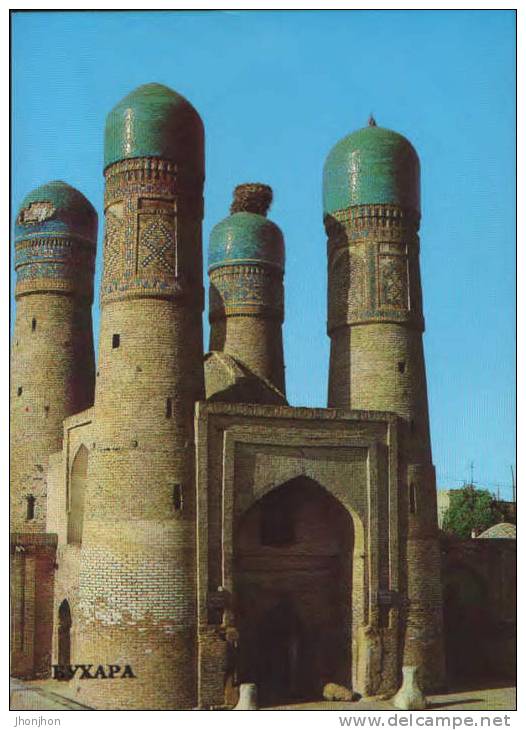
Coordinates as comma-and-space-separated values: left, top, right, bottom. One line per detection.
12, 87, 510, 709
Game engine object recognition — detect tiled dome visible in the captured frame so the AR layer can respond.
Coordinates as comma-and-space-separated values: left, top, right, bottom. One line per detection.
15, 180, 97, 244
323, 122, 420, 215
208, 184, 284, 272
104, 83, 204, 178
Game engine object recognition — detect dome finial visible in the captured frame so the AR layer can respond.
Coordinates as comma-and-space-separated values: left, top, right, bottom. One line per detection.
368, 114, 377, 127
230, 183, 273, 216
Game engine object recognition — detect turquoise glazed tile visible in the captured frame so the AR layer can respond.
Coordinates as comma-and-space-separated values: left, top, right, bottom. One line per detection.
208, 212, 284, 272
104, 82, 204, 177
323, 125, 420, 215
15, 180, 97, 244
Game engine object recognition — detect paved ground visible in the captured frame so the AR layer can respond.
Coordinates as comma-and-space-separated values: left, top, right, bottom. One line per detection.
10, 678, 516, 712
10, 679, 93, 711
270, 684, 516, 711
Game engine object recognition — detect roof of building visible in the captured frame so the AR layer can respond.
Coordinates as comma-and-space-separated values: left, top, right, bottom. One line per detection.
323, 122, 420, 215
208, 184, 284, 272
476, 523, 516, 539
104, 82, 204, 175
204, 351, 287, 405
15, 180, 97, 244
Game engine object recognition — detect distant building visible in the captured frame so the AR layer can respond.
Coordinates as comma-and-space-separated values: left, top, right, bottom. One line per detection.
437, 487, 516, 529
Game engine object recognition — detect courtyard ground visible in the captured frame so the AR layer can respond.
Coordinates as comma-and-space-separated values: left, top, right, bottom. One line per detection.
10, 677, 516, 712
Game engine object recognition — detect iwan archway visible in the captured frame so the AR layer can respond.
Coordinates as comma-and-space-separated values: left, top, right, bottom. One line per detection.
195, 403, 401, 709
234, 477, 354, 706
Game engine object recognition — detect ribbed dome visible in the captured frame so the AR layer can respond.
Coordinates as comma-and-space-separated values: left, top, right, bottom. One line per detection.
208, 184, 284, 272
104, 82, 204, 177
15, 180, 97, 244
323, 123, 420, 215
476, 523, 516, 539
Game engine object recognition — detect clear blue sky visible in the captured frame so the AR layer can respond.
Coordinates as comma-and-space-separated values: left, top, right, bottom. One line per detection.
11, 10, 516, 497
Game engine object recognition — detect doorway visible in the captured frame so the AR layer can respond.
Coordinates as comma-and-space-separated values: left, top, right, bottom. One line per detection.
57, 599, 72, 675
234, 477, 353, 706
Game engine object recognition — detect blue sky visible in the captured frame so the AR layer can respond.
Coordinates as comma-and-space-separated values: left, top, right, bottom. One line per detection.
11, 10, 516, 496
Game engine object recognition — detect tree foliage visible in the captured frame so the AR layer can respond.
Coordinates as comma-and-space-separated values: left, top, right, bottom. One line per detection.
442, 484, 507, 538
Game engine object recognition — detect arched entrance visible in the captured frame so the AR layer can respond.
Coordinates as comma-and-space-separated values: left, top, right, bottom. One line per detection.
57, 599, 72, 674
234, 477, 353, 706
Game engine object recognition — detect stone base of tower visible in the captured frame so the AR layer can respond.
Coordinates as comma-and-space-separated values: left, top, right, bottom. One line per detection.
10, 534, 57, 679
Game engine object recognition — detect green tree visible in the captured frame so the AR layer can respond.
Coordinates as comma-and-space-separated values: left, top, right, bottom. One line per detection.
442, 484, 506, 538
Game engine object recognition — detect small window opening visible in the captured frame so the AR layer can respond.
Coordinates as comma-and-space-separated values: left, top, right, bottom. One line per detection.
398, 361, 406, 373
112, 334, 120, 349
44, 405, 50, 418
173, 484, 183, 511
31, 318, 37, 332
166, 398, 172, 419
409, 483, 416, 514
26, 495, 36, 521
17, 387, 22, 397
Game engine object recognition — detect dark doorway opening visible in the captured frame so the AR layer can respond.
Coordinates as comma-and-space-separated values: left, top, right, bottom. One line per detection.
443, 565, 491, 683
255, 600, 307, 705
234, 477, 353, 706
58, 599, 72, 677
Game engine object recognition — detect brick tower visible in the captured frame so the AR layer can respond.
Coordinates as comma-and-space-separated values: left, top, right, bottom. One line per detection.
208, 183, 286, 394
10, 181, 96, 677
323, 119, 445, 689
75, 83, 205, 709
11, 181, 97, 532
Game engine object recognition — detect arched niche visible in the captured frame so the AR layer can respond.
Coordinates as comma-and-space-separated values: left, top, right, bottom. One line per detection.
67, 445, 88, 546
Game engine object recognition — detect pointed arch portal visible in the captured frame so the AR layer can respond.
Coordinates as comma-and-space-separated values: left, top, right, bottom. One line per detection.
234, 477, 354, 706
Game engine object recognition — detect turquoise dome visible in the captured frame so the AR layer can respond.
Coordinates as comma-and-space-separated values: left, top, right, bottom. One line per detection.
15, 180, 97, 244
323, 124, 420, 215
208, 212, 284, 272
104, 82, 204, 177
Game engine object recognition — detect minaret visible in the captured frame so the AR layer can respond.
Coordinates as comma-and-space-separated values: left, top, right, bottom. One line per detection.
323, 119, 445, 689
208, 183, 286, 394
76, 84, 205, 709
11, 181, 97, 532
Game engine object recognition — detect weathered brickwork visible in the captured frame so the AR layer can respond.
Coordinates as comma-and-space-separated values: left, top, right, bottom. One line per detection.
11, 181, 96, 533
11, 96, 487, 708
324, 124, 444, 689
10, 534, 57, 679
10, 182, 96, 680
441, 536, 516, 681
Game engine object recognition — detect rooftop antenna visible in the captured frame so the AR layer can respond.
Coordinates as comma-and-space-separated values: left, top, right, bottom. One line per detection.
368, 114, 377, 127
